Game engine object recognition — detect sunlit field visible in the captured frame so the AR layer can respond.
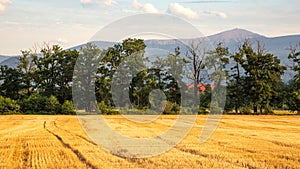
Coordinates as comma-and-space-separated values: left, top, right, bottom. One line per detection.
0, 115, 299, 168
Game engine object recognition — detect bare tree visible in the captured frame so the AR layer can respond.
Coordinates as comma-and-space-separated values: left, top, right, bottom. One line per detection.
185, 40, 208, 104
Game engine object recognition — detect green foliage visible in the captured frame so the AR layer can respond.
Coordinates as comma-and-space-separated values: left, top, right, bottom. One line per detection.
206, 42, 229, 83
98, 101, 108, 114
229, 40, 286, 114
122, 38, 146, 56
61, 100, 76, 115
288, 43, 300, 114
0, 96, 21, 115
95, 38, 147, 109
287, 86, 300, 114
34, 45, 79, 103
105, 109, 120, 115
263, 106, 274, 115
98, 101, 119, 115
198, 108, 209, 115
20, 94, 59, 114
163, 101, 180, 115
239, 106, 252, 115
18, 50, 37, 97
0, 65, 22, 100
0, 39, 299, 115
47, 95, 60, 114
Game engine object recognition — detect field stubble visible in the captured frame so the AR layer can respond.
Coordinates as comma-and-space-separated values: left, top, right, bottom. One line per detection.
0, 115, 299, 168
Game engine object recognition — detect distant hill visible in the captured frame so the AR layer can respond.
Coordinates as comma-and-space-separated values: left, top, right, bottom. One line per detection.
208, 28, 265, 43
0, 57, 20, 68
0, 55, 19, 68
1, 28, 299, 82
0, 55, 11, 63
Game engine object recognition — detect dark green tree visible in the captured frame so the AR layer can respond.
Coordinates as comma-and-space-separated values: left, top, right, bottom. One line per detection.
18, 50, 38, 97
32, 45, 78, 103
0, 65, 22, 100
96, 38, 147, 108
288, 43, 300, 114
228, 41, 246, 113
232, 41, 286, 114
55, 49, 79, 103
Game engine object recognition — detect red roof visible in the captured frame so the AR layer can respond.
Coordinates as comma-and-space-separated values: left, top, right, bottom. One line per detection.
187, 84, 215, 94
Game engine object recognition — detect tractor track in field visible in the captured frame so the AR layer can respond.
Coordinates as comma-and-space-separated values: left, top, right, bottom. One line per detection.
44, 121, 98, 169
44, 119, 288, 169
52, 121, 97, 146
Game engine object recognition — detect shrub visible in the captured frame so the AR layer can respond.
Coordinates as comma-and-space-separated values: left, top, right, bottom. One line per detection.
0, 96, 21, 115
20, 94, 60, 114
46, 95, 60, 114
263, 107, 274, 115
239, 106, 252, 115
163, 101, 180, 115
198, 107, 209, 114
61, 100, 76, 115
98, 101, 108, 114
105, 108, 119, 115
98, 101, 119, 115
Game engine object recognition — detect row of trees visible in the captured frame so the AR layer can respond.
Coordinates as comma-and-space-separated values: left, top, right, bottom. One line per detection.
0, 38, 299, 114
0, 45, 78, 114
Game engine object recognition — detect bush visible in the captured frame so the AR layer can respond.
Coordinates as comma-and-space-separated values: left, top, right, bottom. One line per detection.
46, 95, 60, 114
98, 101, 108, 114
198, 107, 209, 114
61, 100, 76, 115
163, 101, 180, 115
0, 96, 21, 115
98, 101, 119, 115
263, 107, 274, 115
239, 106, 252, 115
105, 108, 119, 115
20, 94, 60, 114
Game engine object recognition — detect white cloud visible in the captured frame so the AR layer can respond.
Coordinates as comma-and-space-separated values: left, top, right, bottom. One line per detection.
132, 0, 160, 14
0, 0, 12, 12
56, 38, 68, 44
80, 0, 93, 5
103, 0, 118, 7
168, 3, 199, 20
122, 9, 138, 13
204, 11, 228, 19
217, 12, 227, 19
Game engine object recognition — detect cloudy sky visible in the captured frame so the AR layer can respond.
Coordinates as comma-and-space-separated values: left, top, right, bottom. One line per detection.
0, 0, 299, 55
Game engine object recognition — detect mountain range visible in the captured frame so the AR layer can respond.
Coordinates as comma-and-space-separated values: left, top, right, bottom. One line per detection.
1, 28, 299, 82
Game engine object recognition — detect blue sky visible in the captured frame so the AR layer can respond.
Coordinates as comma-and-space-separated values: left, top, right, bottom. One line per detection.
0, 0, 299, 55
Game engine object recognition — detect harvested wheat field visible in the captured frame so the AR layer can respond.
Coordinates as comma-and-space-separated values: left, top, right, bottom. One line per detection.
0, 115, 299, 169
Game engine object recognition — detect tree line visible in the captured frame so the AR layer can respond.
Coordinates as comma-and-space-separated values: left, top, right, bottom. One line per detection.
0, 38, 299, 115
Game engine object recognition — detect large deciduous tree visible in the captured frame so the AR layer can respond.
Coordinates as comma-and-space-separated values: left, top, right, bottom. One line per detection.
34, 45, 79, 103
230, 40, 286, 114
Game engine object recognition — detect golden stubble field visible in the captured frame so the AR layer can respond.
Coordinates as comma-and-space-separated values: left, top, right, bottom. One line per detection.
0, 115, 299, 169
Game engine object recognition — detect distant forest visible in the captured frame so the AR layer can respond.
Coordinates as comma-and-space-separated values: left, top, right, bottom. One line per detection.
0, 38, 300, 115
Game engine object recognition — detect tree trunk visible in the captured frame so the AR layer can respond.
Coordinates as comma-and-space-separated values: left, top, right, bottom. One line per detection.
260, 106, 263, 114
235, 103, 238, 114
253, 106, 258, 114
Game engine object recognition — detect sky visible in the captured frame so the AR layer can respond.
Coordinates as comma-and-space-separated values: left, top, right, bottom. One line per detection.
0, 0, 299, 55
